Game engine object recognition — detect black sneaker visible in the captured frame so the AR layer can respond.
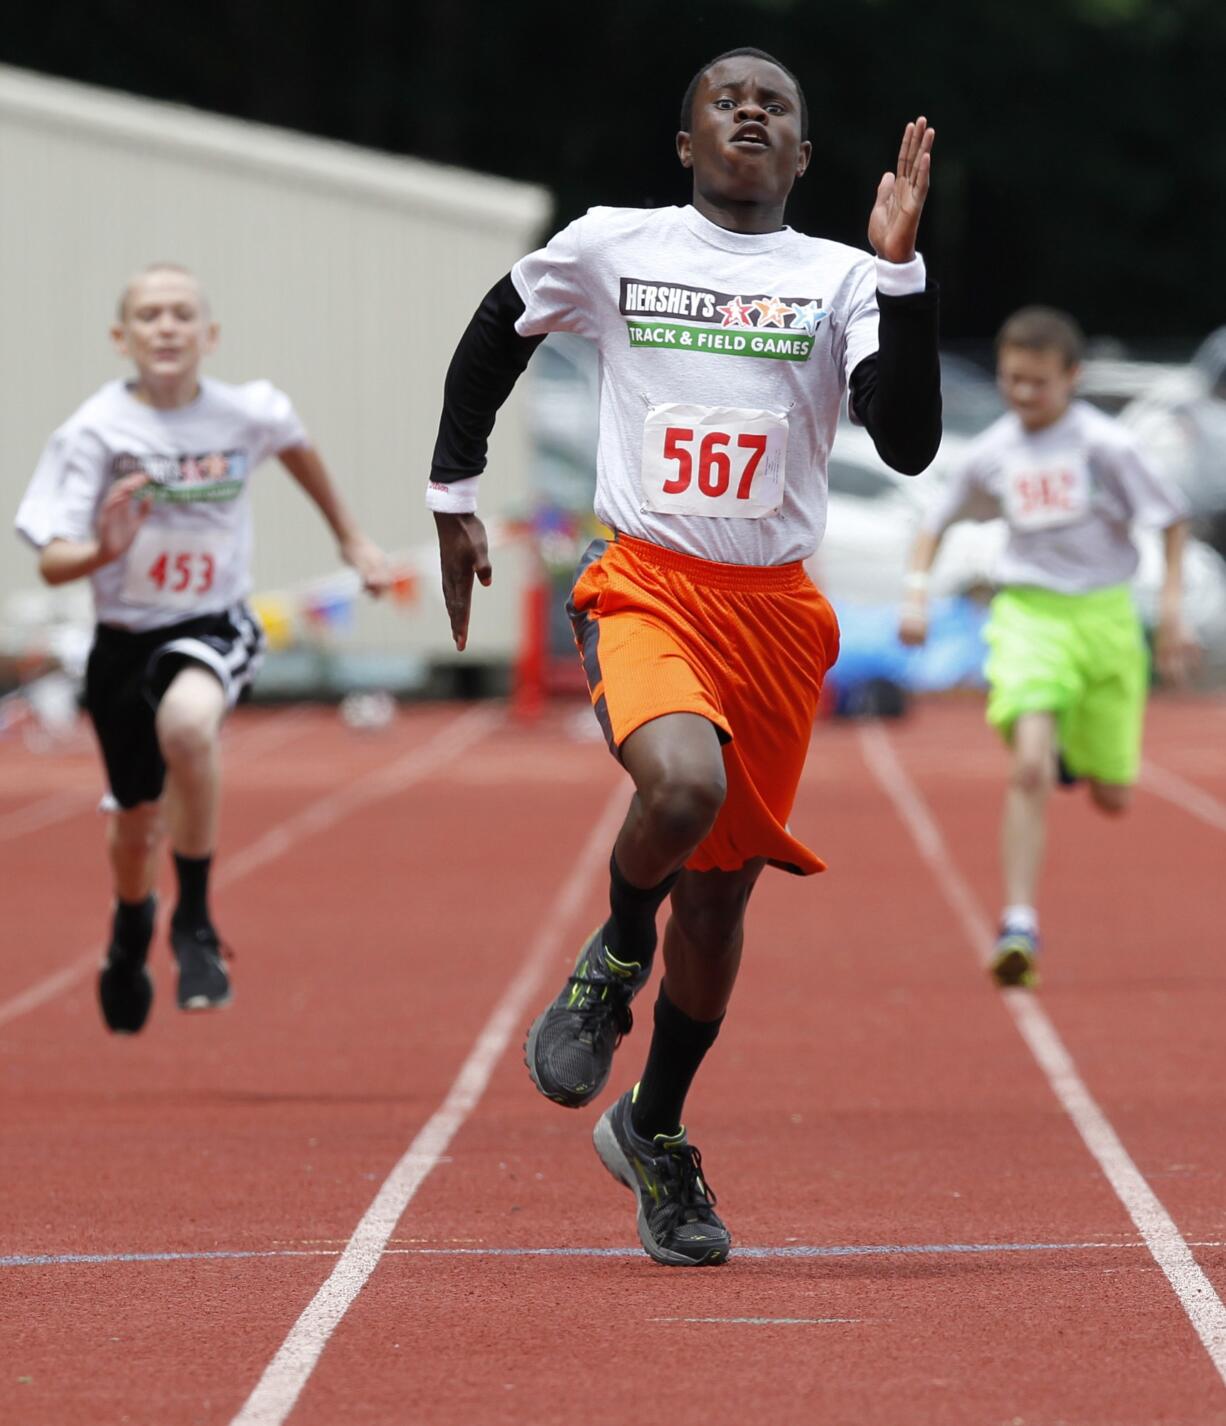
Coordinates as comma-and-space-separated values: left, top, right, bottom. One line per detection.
170, 920, 232, 1011
98, 902, 156, 1035
524, 927, 647, 1108
593, 1088, 731, 1267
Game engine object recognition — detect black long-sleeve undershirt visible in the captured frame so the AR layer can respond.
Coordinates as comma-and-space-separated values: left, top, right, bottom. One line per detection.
429, 273, 942, 485
848, 284, 942, 475
429, 275, 543, 486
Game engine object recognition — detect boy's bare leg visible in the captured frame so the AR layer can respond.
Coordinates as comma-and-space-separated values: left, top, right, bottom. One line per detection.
660, 862, 765, 1023
1001, 711, 1056, 910
108, 802, 163, 903
157, 666, 226, 858
100, 802, 163, 1032
155, 665, 231, 1010
623, 860, 765, 1143
1090, 781, 1132, 816
526, 712, 726, 1108
616, 712, 727, 887
992, 711, 1055, 987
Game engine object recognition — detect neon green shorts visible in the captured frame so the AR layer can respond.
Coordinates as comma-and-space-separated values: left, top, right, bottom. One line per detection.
983, 584, 1148, 785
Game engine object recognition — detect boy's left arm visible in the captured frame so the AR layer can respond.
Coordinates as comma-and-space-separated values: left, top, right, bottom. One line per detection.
852, 117, 942, 476
277, 445, 391, 595
1156, 518, 1200, 685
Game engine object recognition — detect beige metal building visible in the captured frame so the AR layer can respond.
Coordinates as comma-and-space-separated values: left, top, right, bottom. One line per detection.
0, 65, 550, 682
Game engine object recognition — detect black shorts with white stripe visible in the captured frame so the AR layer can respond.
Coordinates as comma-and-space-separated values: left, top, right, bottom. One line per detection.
84, 603, 265, 809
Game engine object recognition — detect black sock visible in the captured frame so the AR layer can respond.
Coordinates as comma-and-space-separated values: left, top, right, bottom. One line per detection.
172, 853, 212, 927
112, 896, 156, 957
603, 853, 678, 966
630, 984, 723, 1140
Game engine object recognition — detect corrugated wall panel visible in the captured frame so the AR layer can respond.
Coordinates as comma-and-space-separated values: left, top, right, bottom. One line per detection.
0, 67, 549, 663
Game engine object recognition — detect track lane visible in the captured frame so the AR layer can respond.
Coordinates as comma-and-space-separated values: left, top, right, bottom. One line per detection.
296, 703, 1226, 1426
6, 699, 1225, 1425
1, 708, 617, 1425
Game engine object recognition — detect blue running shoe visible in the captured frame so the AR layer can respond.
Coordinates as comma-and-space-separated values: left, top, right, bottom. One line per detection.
990, 926, 1040, 988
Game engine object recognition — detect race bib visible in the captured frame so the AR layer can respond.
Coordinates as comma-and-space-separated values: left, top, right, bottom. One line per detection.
121, 525, 220, 609
640, 403, 787, 519
1002, 454, 1092, 532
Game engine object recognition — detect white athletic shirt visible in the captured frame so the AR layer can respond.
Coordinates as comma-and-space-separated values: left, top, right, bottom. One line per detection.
506, 205, 920, 566
16, 377, 307, 632
922, 401, 1189, 593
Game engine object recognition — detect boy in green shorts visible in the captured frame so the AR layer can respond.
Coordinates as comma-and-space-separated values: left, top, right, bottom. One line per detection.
899, 307, 1197, 986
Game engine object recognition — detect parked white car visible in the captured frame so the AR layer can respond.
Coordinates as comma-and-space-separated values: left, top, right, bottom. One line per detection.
815, 435, 1226, 675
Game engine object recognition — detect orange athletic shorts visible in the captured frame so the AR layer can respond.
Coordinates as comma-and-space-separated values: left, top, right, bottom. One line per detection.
567, 534, 840, 875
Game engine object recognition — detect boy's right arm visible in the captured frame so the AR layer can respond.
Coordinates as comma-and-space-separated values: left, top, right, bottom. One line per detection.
36, 473, 152, 585
429, 274, 546, 652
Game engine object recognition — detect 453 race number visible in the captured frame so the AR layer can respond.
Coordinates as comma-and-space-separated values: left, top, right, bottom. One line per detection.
121, 527, 221, 608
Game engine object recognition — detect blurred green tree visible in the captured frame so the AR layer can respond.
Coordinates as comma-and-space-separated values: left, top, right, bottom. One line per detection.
1, 0, 1221, 343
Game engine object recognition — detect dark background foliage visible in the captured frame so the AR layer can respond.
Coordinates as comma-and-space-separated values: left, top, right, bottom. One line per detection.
4, 0, 1222, 343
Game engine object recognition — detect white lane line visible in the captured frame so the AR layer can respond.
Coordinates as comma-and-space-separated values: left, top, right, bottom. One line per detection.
15, 1238, 1226, 1272
0, 789, 90, 842
1141, 759, 1226, 834
651, 1317, 864, 1326
230, 778, 627, 1426
0, 708, 315, 845
0, 708, 498, 1030
859, 722, 1226, 1389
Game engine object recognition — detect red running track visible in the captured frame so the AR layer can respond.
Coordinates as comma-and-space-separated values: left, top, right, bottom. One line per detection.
2, 694, 1226, 1425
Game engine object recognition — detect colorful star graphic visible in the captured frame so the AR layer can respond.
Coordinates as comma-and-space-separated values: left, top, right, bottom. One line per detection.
716, 295, 754, 328
786, 300, 828, 335
751, 295, 791, 329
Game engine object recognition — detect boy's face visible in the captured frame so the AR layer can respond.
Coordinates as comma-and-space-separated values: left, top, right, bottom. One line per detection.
111, 270, 217, 384
678, 57, 810, 206
997, 344, 1080, 432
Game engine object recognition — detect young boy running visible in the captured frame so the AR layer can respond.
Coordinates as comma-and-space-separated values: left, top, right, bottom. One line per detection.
900, 307, 1197, 988
15, 263, 389, 1034
427, 49, 942, 1265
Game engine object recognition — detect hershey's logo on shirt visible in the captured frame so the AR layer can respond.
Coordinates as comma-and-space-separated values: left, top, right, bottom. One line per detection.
618, 277, 828, 363
112, 450, 249, 504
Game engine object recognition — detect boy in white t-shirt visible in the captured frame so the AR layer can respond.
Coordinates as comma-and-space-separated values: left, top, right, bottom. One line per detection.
426, 48, 943, 1265
900, 306, 1197, 988
15, 263, 389, 1033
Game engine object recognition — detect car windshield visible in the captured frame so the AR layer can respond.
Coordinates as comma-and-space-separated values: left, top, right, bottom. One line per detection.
827, 459, 899, 500
940, 354, 1003, 435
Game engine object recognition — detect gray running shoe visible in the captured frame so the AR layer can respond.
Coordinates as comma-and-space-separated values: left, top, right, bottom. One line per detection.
593, 1087, 731, 1267
171, 921, 232, 1011
524, 927, 647, 1108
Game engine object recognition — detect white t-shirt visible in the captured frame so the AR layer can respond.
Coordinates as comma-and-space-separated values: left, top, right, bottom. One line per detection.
922, 401, 1188, 593
509, 204, 896, 567
16, 377, 307, 631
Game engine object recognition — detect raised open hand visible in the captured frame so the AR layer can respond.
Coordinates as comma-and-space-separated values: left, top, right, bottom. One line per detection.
97, 472, 154, 563
868, 117, 935, 264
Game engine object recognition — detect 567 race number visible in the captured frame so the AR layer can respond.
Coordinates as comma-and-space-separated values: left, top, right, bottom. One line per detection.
640, 403, 787, 519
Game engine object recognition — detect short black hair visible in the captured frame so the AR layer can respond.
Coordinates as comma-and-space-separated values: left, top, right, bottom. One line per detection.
996, 306, 1086, 369
679, 47, 809, 140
